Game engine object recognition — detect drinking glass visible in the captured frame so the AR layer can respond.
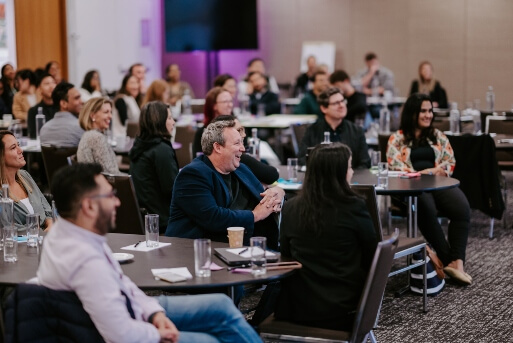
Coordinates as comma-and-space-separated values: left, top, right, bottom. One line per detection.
377, 162, 389, 188
371, 151, 381, 171
250, 237, 267, 276
287, 158, 298, 182
145, 214, 159, 248
26, 213, 40, 247
3, 226, 17, 262
194, 239, 211, 277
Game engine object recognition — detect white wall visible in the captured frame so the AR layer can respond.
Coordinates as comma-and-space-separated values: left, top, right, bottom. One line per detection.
66, 0, 162, 91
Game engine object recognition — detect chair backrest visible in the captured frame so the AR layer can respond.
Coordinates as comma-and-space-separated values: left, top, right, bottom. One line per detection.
351, 185, 383, 241
103, 173, 144, 234
485, 115, 513, 134
350, 229, 399, 343
41, 145, 78, 188
126, 122, 140, 138
290, 123, 311, 156
174, 125, 197, 168
5, 283, 105, 343
378, 133, 391, 163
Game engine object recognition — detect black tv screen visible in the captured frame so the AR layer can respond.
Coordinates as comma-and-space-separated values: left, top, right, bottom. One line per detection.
164, 0, 258, 52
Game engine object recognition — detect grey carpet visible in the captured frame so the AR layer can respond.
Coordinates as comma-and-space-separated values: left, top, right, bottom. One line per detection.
241, 170, 513, 342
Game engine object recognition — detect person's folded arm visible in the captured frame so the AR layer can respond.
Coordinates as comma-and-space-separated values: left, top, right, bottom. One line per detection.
386, 133, 415, 173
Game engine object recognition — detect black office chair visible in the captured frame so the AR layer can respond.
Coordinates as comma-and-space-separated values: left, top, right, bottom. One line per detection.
259, 230, 399, 343
40, 145, 78, 188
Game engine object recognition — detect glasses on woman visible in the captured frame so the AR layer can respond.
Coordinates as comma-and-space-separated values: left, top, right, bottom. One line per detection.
328, 99, 347, 107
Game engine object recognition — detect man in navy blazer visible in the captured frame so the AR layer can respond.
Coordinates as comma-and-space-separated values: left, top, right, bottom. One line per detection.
165, 120, 284, 250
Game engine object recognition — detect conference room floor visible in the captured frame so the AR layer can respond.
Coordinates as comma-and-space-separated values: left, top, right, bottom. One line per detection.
237, 171, 513, 342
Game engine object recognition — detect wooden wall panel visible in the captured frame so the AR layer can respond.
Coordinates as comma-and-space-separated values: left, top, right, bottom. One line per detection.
14, 0, 67, 79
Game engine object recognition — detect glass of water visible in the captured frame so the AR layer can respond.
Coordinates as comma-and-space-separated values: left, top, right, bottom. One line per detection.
26, 213, 40, 248
145, 214, 159, 248
250, 237, 267, 276
377, 162, 389, 188
4, 226, 17, 262
371, 151, 381, 171
287, 158, 298, 182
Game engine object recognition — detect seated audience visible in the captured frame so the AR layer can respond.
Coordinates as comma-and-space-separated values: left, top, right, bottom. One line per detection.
40, 82, 84, 147
141, 79, 170, 107
27, 73, 57, 139
353, 52, 394, 96
238, 58, 279, 99
128, 63, 147, 102
248, 71, 281, 116
166, 120, 284, 250
77, 98, 120, 174
79, 70, 103, 103
112, 74, 140, 137
212, 115, 279, 185
37, 163, 261, 343
387, 93, 471, 284
0, 130, 53, 230
409, 61, 448, 109
192, 87, 234, 157
299, 87, 370, 168
275, 142, 377, 331
294, 70, 329, 117
129, 101, 178, 233
165, 63, 195, 106
294, 55, 317, 97
214, 74, 238, 100
1, 63, 16, 113
330, 69, 368, 123
12, 69, 38, 122
45, 61, 63, 84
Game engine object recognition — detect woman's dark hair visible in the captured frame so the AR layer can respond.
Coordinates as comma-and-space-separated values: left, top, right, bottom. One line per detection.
15, 69, 36, 86
317, 87, 342, 108
118, 74, 138, 97
213, 74, 235, 88
1, 64, 13, 79
400, 93, 436, 146
139, 101, 171, 140
45, 61, 58, 73
203, 86, 227, 126
298, 143, 357, 236
81, 70, 99, 93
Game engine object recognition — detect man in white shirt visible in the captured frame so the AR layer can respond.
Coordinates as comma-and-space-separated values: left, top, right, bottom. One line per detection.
37, 163, 261, 343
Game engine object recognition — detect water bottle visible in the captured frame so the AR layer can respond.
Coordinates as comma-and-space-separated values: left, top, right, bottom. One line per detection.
450, 102, 460, 134
486, 86, 495, 112
1, 184, 16, 262
371, 77, 380, 97
247, 128, 260, 160
35, 107, 46, 142
51, 200, 59, 222
321, 131, 331, 144
182, 89, 192, 115
472, 108, 481, 135
379, 102, 390, 133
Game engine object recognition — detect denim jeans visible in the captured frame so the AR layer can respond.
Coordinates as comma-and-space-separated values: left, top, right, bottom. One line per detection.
156, 294, 261, 343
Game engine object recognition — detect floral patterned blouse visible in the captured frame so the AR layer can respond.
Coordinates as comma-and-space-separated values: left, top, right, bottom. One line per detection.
386, 129, 455, 176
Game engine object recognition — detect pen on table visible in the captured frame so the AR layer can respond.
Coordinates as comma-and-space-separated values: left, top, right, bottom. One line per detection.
238, 248, 249, 255
134, 241, 143, 248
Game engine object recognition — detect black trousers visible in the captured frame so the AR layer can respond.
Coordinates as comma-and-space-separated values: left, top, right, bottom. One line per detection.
417, 187, 470, 265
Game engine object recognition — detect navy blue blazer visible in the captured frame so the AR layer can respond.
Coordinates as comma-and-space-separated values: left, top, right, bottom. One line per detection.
165, 155, 267, 243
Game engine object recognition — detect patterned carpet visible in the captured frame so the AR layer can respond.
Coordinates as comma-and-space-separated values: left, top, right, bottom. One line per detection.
241, 171, 513, 342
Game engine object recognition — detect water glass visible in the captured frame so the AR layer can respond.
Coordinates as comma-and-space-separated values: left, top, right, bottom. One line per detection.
3, 226, 17, 262
35, 115, 46, 140
145, 214, 159, 248
250, 237, 267, 276
287, 158, 298, 182
194, 239, 211, 277
371, 151, 381, 170
377, 162, 389, 188
11, 124, 22, 139
26, 213, 40, 247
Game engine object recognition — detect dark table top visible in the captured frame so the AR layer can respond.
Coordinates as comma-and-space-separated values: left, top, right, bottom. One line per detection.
278, 166, 460, 196
0, 233, 296, 291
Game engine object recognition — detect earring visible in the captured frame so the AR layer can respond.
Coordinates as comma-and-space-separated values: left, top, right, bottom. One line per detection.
92, 118, 96, 122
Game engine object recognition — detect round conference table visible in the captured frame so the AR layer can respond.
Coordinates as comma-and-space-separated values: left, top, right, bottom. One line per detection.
278, 166, 460, 237
0, 233, 297, 301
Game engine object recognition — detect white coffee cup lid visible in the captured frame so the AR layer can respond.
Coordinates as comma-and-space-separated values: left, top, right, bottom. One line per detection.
227, 227, 244, 231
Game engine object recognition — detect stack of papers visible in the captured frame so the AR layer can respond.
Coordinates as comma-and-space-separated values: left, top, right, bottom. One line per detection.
151, 267, 193, 280
121, 242, 171, 252
226, 247, 277, 259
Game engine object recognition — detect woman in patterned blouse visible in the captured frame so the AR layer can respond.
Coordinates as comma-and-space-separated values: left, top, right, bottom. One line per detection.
387, 93, 472, 285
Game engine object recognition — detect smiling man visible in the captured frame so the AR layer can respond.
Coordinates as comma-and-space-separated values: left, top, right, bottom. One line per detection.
298, 87, 371, 168
166, 120, 284, 250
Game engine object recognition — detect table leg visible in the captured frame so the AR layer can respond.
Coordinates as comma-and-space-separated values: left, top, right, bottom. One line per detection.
407, 196, 413, 238
414, 196, 418, 238
229, 285, 235, 302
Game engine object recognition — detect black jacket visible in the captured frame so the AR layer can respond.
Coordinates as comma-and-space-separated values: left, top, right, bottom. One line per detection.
129, 136, 179, 232
27, 101, 58, 139
409, 80, 448, 109
249, 90, 281, 116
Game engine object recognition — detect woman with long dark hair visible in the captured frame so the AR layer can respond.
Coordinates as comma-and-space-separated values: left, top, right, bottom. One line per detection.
112, 74, 141, 137
387, 93, 471, 284
275, 143, 377, 331
79, 70, 103, 103
129, 101, 178, 233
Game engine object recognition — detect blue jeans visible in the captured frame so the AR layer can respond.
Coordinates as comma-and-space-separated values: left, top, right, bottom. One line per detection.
156, 294, 261, 343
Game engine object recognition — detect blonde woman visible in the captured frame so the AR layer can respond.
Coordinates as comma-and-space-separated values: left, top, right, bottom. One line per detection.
77, 97, 121, 174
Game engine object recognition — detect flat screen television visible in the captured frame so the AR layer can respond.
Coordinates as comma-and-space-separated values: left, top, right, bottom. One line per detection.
164, 0, 258, 52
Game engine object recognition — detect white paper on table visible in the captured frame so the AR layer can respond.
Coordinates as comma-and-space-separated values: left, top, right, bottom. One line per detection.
120, 242, 171, 252
276, 182, 302, 190
226, 247, 276, 259
151, 267, 193, 280
388, 171, 406, 177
